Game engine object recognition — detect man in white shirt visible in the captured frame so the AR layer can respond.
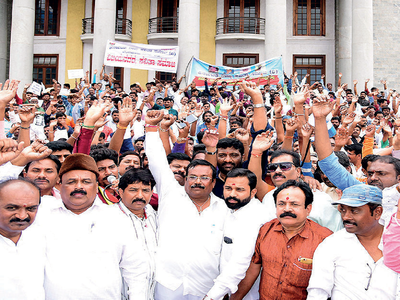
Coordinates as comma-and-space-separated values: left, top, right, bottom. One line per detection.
307, 184, 398, 299
0, 178, 45, 300
36, 153, 148, 300
116, 168, 158, 299
145, 110, 229, 300
206, 168, 270, 300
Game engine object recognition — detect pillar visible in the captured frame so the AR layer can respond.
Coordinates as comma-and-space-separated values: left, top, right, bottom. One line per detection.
265, 0, 286, 60
92, 0, 116, 74
337, 0, 352, 86
9, 0, 35, 93
352, 0, 373, 86
177, 0, 200, 77
0, 0, 8, 83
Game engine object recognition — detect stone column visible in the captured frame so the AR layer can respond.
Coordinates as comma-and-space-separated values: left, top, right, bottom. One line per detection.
352, 0, 373, 85
177, 0, 200, 77
338, 0, 352, 86
265, 0, 286, 60
0, 0, 8, 83
9, 0, 35, 93
92, 0, 116, 74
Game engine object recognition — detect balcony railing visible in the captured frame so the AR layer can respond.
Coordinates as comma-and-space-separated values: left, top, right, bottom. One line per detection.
82, 17, 132, 37
216, 17, 265, 35
148, 16, 178, 34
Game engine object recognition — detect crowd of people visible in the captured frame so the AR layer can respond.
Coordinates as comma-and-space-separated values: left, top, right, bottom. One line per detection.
1, 68, 400, 300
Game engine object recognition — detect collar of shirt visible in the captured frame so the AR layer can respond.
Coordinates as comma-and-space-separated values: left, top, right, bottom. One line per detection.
50, 196, 104, 214
272, 220, 311, 240
118, 201, 156, 220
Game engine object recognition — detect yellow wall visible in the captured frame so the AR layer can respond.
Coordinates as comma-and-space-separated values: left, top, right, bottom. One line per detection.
64, 0, 85, 85
199, 0, 216, 64
131, 0, 151, 86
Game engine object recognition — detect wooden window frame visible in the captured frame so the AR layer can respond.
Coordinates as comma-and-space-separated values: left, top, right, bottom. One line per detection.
35, 0, 61, 36
33, 54, 59, 87
114, 67, 124, 88
224, 0, 260, 18
223, 53, 259, 68
293, 55, 325, 85
157, 0, 179, 17
293, 0, 325, 36
155, 71, 177, 84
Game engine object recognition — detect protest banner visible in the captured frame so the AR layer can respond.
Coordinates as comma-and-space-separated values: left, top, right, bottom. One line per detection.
188, 57, 284, 88
27, 82, 43, 96
104, 40, 179, 73
68, 69, 85, 79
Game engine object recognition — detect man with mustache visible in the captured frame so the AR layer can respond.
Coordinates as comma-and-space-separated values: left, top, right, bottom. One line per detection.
90, 147, 120, 204
145, 110, 229, 300
0, 178, 45, 299
167, 153, 191, 186
116, 168, 158, 299
23, 155, 61, 199
249, 137, 342, 232
118, 151, 142, 176
35, 153, 148, 299
307, 185, 398, 299
231, 180, 332, 300
205, 168, 270, 300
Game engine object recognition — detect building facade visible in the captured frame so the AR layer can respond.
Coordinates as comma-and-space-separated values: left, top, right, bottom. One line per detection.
1, 0, 399, 93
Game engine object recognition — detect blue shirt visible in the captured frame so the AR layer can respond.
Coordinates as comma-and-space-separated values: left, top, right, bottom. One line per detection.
319, 152, 361, 191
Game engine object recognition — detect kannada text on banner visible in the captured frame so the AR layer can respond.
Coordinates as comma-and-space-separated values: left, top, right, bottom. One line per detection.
104, 40, 179, 73
188, 57, 284, 88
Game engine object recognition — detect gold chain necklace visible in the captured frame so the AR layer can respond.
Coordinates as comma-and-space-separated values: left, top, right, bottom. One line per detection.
191, 196, 210, 215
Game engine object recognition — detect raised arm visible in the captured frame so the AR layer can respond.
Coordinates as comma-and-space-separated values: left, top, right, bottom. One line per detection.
248, 131, 275, 200
109, 97, 137, 154
17, 106, 36, 148
239, 80, 266, 132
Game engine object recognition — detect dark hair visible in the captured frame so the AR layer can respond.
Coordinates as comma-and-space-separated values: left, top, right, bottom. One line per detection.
193, 144, 206, 152
112, 110, 119, 115
0, 178, 41, 203
202, 110, 214, 122
217, 138, 245, 155
167, 153, 191, 165
367, 203, 381, 216
374, 111, 383, 117
135, 137, 145, 143
333, 151, 351, 169
226, 168, 257, 191
331, 116, 341, 123
370, 155, 400, 176
118, 151, 141, 165
90, 148, 119, 165
361, 154, 379, 171
273, 180, 313, 208
64, 83, 70, 89
197, 131, 205, 144
55, 112, 66, 119
46, 141, 73, 153
270, 150, 301, 167
25, 154, 62, 174
99, 132, 106, 139
344, 143, 362, 156
192, 149, 207, 160
186, 159, 217, 180
118, 168, 156, 191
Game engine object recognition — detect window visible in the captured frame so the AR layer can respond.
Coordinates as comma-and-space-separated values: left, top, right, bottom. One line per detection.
224, 0, 260, 33
155, 0, 179, 33
33, 55, 58, 87
35, 0, 61, 35
114, 67, 124, 88
293, 0, 325, 36
223, 54, 259, 68
293, 55, 325, 85
116, 0, 128, 34
155, 72, 176, 83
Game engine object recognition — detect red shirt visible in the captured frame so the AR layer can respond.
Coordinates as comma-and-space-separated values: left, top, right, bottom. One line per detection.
252, 218, 332, 300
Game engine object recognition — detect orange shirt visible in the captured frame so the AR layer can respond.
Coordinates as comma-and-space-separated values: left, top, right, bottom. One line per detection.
252, 219, 332, 300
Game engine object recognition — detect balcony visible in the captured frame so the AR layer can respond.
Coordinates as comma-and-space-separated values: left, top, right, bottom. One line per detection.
215, 17, 265, 42
81, 17, 132, 41
147, 16, 178, 41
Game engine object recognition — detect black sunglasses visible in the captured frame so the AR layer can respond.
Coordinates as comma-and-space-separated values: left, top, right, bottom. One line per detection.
267, 162, 294, 172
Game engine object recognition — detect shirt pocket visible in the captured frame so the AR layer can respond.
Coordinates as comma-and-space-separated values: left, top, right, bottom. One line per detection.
291, 257, 313, 288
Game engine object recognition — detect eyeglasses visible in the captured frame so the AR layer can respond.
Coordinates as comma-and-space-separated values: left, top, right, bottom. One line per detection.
267, 162, 294, 172
187, 175, 212, 182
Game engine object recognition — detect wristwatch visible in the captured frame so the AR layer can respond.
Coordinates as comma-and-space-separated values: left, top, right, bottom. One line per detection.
253, 103, 265, 108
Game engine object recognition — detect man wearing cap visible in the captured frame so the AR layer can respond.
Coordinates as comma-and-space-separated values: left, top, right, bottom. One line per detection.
307, 184, 398, 299
36, 153, 148, 299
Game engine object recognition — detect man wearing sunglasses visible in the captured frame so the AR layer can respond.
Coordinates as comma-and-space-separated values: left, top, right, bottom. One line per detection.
249, 142, 342, 232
